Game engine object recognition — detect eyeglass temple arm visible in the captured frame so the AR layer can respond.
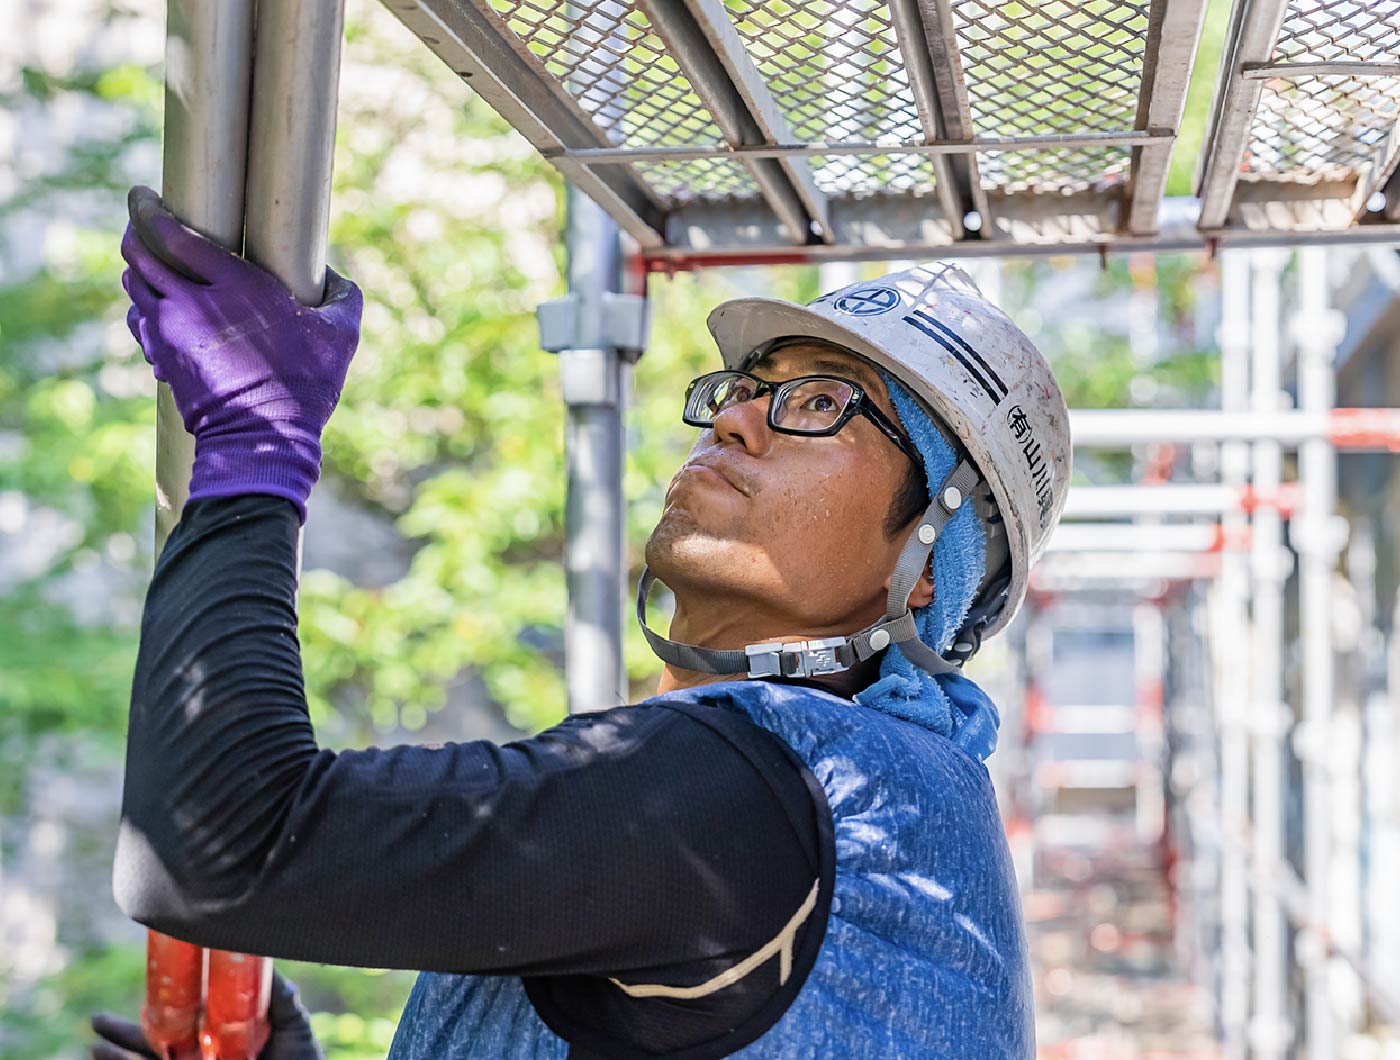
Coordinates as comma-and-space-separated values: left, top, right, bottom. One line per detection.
859, 403, 923, 465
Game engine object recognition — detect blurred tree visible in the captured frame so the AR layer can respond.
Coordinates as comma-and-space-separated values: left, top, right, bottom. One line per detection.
0, 42, 161, 803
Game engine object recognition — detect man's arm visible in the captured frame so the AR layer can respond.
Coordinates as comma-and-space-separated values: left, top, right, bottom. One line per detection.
115, 493, 824, 978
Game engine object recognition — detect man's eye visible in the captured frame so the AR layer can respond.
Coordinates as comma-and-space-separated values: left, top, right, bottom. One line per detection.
804, 393, 838, 412
719, 383, 756, 407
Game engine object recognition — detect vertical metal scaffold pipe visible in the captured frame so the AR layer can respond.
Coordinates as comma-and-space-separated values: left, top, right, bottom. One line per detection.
243, 0, 347, 305
1133, 602, 1166, 845
560, 189, 629, 712
149, 3, 259, 1052
1249, 248, 1292, 1060
1216, 249, 1252, 1060
1295, 246, 1341, 1060
156, 0, 255, 544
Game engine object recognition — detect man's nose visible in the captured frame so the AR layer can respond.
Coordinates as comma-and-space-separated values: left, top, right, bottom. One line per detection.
712, 395, 774, 455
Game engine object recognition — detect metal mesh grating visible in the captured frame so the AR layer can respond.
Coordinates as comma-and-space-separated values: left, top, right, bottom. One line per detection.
481, 0, 722, 148
1271, 0, 1400, 65
951, 0, 1151, 138
980, 146, 1134, 194
632, 158, 759, 203
717, 1, 941, 200
810, 154, 939, 197
1243, 74, 1400, 182
391, 0, 1400, 254
721, 0, 925, 146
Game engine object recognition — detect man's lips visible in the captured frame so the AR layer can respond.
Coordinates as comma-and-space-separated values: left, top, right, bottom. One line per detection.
679, 462, 746, 495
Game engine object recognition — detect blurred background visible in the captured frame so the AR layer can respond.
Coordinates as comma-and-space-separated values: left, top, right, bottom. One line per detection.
3, 0, 1400, 1057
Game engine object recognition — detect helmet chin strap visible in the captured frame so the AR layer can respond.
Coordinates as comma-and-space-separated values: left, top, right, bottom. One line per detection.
637, 460, 983, 681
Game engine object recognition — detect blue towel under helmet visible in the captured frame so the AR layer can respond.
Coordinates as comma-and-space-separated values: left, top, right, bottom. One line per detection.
852, 372, 1001, 760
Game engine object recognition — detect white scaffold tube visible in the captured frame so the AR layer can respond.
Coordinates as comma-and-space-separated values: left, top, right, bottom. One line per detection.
1070, 408, 1400, 449
1248, 248, 1291, 1060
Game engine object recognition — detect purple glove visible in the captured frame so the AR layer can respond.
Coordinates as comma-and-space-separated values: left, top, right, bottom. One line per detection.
121, 185, 363, 524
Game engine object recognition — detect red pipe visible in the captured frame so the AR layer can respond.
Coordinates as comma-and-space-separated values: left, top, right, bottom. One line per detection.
643, 250, 815, 274
200, 951, 271, 1060
143, 933, 203, 1059
142, 935, 270, 1060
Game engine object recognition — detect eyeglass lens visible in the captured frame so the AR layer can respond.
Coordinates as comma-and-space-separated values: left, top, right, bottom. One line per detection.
771, 377, 855, 432
689, 372, 855, 433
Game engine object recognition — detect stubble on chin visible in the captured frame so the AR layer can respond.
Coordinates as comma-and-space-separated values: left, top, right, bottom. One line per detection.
645, 503, 703, 571
645, 501, 748, 590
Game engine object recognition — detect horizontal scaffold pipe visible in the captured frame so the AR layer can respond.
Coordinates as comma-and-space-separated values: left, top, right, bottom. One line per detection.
639, 221, 1400, 270
545, 130, 1171, 165
1047, 522, 1245, 554
1064, 483, 1300, 517
1070, 408, 1400, 449
1030, 551, 1222, 585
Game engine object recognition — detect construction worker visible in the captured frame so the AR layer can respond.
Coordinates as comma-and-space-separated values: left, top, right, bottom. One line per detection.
96, 185, 1070, 1059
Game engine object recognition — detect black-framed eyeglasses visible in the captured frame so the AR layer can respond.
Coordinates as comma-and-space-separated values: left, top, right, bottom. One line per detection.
683, 369, 923, 468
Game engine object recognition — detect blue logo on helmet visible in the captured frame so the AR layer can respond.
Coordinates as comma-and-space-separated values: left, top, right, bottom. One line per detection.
832, 286, 900, 316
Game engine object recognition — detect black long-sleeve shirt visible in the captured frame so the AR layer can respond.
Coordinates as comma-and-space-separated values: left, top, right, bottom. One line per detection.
115, 494, 834, 1058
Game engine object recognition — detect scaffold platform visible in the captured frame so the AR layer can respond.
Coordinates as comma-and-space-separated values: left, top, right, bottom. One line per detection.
385, 0, 1400, 265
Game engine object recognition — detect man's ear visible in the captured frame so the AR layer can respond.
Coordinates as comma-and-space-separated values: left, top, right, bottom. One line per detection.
908, 563, 934, 609
883, 559, 935, 610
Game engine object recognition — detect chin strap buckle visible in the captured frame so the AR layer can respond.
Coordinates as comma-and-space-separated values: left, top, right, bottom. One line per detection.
745, 637, 849, 679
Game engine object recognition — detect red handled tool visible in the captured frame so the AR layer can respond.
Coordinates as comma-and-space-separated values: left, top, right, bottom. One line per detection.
143, 933, 271, 1059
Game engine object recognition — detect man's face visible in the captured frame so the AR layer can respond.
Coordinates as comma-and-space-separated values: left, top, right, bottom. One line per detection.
646, 341, 920, 633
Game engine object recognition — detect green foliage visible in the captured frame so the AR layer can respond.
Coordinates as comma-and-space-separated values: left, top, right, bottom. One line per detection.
1167, 0, 1233, 198
283, 1, 577, 734
2, 943, 146, 1060
282, 961, 418, 1059
0, 175, 157, 753
0, 588, 139, 812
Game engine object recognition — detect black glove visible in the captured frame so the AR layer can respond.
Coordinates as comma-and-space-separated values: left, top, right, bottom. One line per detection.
89, 970, 323, 1060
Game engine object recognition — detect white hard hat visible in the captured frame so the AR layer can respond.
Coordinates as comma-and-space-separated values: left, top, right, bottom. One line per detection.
707, 262, 1071, 638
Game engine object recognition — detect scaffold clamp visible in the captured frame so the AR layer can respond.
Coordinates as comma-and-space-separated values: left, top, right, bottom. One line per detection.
537, 291, 650, 360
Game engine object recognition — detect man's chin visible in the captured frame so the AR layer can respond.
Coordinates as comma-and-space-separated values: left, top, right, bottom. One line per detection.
646, 512, 707, 568
645, 512, 741, 582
